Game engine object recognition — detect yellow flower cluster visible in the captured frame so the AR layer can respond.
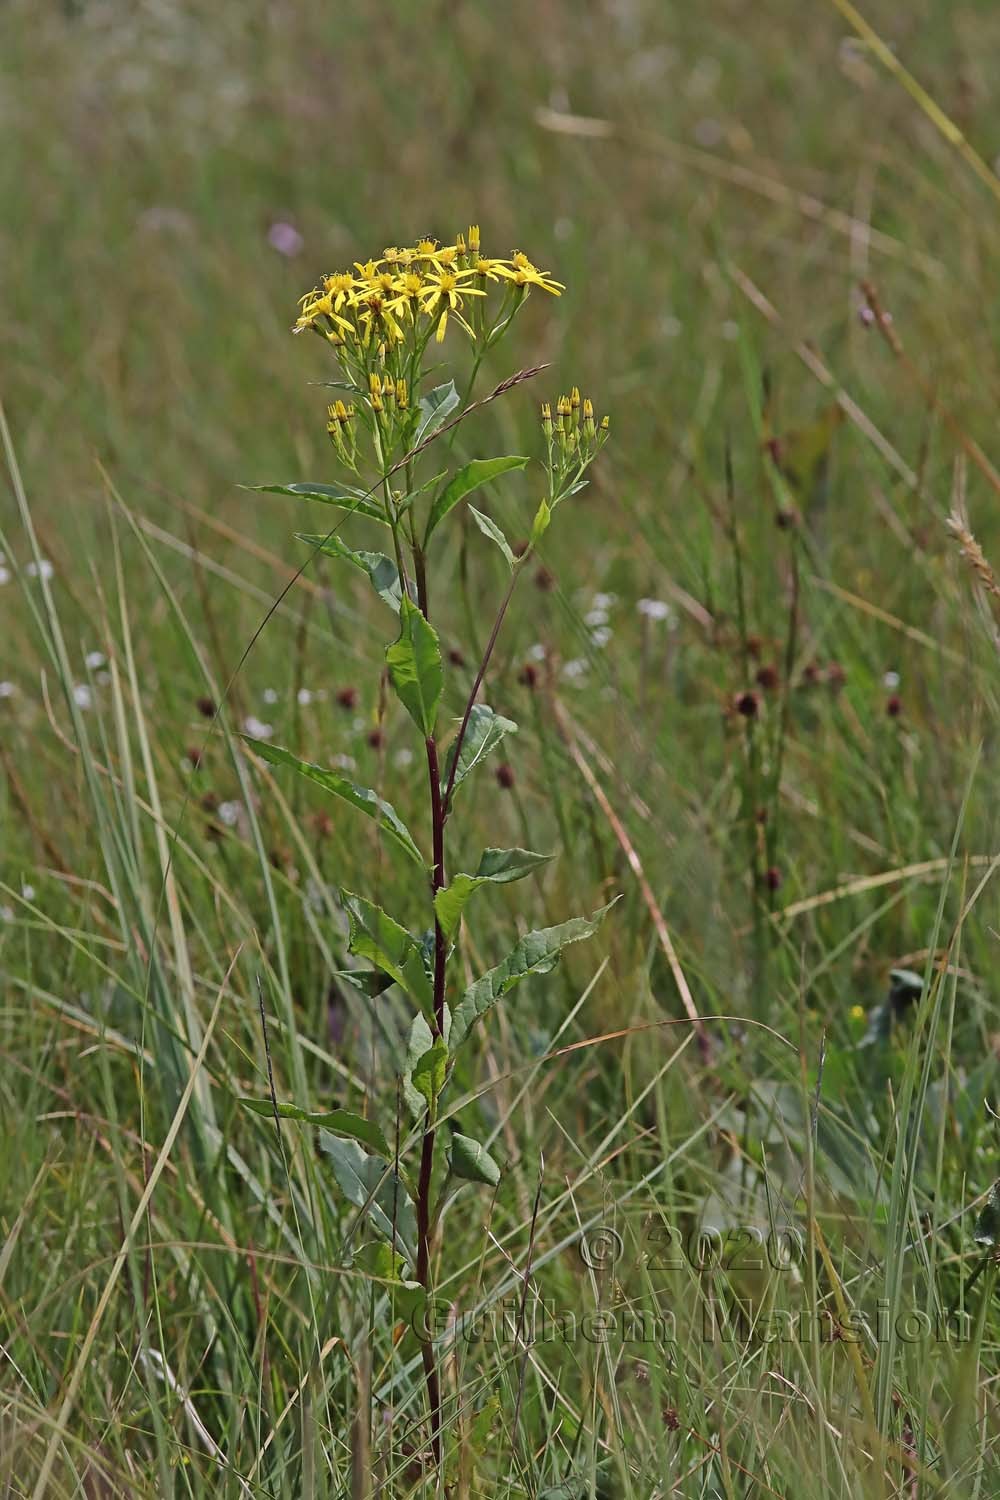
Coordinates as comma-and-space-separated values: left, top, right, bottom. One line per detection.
294, 228, 564, 346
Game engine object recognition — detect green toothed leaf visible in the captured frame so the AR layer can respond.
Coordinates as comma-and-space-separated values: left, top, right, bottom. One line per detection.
386, 596, 443, 737
468, 505, 516, 570
342, 891, 432, 1008
295, 534, 403, 610
450, 900, 618, 1049
449, 1133, 501, 1187
242, 739, 424, 867
434, 847, 555, 939
239, 1099, 389, 1156
425, 456, 530, 541
414, 380, 460, 446
443, 705, 517, 799
320, 1135, 417, 1262
245, 482, 387, 525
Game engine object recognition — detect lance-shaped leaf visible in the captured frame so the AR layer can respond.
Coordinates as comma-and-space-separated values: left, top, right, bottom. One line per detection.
386, 596, 443, 736
425, 456, 530, 542
239, 1099, 389, 1156
450, 1133, 501, 1187
245, 481, 387, 525
414, 379, 460, 446
410, 1041, 449, 1115
296, 534, 403, 610
243, 739, 424, 867
402, 1007, 451, 1118
320, 1134, 417, 1263
450, 901, 618, 1050
343, 891, 433, 1009
468, 505, 516, 570
443, 704, 517, 800
434, 847, 555, 940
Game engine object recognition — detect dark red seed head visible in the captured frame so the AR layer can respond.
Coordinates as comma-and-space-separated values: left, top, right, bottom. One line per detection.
519, 663, 539, 689
736, 691, 759, 719
448, 648, 465, 667
535, 567, 555, 592
755, 663, 779, 692
336, 686, 358, 709
826, 661, 846, 688
764, 866, 783, 891
186, 745, 203, 769
495, 762, 515, 789
887, 694, 902, 717
196, 695, 215, 718
512, 539, 530, 559
663, 1406, 681, 1432
367, 728, 384, 749
803, 660, 821, 685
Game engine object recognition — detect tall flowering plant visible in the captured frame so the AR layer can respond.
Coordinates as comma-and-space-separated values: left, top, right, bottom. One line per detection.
241, 228, 612, 1464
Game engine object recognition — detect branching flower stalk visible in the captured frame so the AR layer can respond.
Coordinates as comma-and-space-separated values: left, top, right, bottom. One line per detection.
240, 228, 613, 1466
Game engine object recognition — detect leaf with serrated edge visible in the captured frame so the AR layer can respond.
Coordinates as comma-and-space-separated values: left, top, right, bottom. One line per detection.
343, 891, 432, 1008
386, 597, 443, 736
415, 380, 460, 446
296, 534, 402, 610
443, 705, 517, 799
450, 1133, 501, 1186
243, 739, 424, 867
450, 901, 618, 1050
468, 505, 515, 570
425, 456, 529, 541
434, 848, 555, 940
239, 1099, 388, 1156
319, 1134, 417, 1262
411, 1042, 448, 1113
402, 1007, 451, 1117
245, 482, 387, 524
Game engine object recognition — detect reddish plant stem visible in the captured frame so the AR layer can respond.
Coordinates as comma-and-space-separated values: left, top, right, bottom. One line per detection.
413, 548, 525, 1463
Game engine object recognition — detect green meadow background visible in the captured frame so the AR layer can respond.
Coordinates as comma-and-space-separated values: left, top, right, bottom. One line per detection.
5, 1, 1000, 1495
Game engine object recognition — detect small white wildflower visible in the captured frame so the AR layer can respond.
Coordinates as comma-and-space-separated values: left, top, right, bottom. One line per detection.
883, 670, 901, 689
85, 651, 106, 670
0, 567, 10, 586
394, 748, 414, 768
562, 658, 590, 681
590, 626, 613, 649
721, 320, 740, 341
527, 643, 547, 663
661, 315, 683, 338
352, 717, 365, 733
0, 906, 14, 922
591, 592, 617, 610
297, 687, 313, 706
554, 217, 574, 241
585, 608, 609, 628
0, 681, 16, 699
26, 559, 55, 581
218, 800, 241, 827
332, 753, 356, 771
97, 670, 111, 686
262, 688, 279, 705
73, 684, 93, 709
638, 597, 674, 622
21, 884, 35, 902
243, 716, 273, 739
